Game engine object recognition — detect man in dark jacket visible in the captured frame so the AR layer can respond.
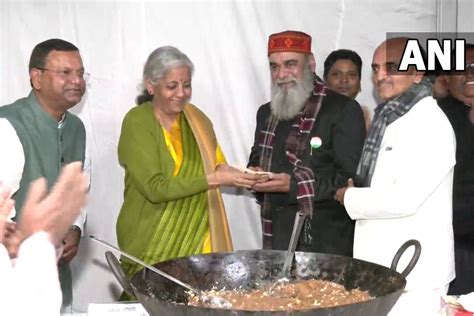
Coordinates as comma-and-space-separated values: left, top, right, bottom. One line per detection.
438, 43, 474, 295
247, 30, 366, 256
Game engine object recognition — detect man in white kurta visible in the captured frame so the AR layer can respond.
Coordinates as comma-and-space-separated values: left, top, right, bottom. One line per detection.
0, 162, 87, 316
0, 233, 63, 316
336, 38, 456, 315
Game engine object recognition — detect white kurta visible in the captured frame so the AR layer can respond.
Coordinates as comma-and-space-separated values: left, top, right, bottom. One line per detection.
0, 232, 62, 316
0, 118, 89, 230
344, 96, 456, 305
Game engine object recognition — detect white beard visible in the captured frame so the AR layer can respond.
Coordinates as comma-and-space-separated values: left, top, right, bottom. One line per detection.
270, 67, 314, 121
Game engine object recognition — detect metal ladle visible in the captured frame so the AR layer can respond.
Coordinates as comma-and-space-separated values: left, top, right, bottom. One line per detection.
89, 236, 232, 309
267, 211, 307, 294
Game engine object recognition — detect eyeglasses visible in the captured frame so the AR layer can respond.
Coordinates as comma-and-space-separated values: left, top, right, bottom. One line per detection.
36, 67, 90, 81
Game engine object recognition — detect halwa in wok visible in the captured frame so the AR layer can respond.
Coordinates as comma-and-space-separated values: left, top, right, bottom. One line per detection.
187, 279, 373, 311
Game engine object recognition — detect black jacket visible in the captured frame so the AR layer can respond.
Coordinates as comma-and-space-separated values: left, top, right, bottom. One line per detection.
248, 89, 366, 256
438, 95, 474, 295
438, 96, 474, 242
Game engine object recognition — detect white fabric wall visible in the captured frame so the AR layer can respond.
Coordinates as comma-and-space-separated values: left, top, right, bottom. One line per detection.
0, 0, 460, 311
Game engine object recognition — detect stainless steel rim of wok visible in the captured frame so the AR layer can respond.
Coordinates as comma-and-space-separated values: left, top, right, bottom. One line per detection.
90, 235, 233, 309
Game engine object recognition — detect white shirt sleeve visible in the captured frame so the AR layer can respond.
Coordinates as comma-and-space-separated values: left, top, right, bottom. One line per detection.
0, 118, 25, 220
1, 232, 62, 316
72, 142, 90, 234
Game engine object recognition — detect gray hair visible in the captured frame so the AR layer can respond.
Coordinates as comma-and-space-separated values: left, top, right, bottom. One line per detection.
136, 46, 194, 104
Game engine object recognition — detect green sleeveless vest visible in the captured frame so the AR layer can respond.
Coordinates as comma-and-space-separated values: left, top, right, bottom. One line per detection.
0, 92, 86, 217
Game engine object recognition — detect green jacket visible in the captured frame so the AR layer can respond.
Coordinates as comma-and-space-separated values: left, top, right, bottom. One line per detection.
117, 103, 209, 263
0, 92, 86, 216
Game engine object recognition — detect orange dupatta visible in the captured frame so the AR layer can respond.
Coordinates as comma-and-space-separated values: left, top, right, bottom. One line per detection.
183, 104, 233, 252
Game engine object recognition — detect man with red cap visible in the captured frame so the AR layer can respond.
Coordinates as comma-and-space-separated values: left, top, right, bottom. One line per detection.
247, 31, 366, 256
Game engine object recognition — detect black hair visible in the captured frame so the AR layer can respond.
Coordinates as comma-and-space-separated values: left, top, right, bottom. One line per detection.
427, 42, 474, 77
323, 49, 362, 80
28, 38, 79, 71
449, 43, 474, 74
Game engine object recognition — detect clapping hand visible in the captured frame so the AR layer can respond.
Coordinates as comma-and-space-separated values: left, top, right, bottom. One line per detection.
0, 185, 14, 244
4, 162, 88, 259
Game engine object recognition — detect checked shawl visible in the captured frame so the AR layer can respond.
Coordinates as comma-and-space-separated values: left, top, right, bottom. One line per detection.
258, 75, 326, 249
355, 78, 432, 187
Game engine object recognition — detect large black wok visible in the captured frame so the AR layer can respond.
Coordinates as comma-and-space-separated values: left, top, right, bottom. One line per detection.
107, 240, 420, 316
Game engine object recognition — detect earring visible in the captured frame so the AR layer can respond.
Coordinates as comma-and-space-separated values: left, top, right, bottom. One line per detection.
148, 90, 153, 95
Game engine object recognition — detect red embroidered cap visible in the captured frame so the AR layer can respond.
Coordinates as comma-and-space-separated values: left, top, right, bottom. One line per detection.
268, 30, 312, 56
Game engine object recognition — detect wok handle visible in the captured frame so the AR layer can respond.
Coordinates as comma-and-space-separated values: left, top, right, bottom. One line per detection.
390, 239, 421, 278
105, 251, 135, 296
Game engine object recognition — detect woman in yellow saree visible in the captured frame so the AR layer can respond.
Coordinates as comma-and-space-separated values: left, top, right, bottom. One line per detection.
116, 47, 259, 297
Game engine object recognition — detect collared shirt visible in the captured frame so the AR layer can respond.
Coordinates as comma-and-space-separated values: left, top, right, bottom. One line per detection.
0, 117, 89, 231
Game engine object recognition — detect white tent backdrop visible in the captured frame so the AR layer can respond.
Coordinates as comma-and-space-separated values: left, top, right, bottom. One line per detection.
0, 0, 471, 311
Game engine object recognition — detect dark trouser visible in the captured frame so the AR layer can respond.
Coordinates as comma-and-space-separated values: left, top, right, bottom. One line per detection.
448, 239, 474, 295
271, 201, 355, 257
59, 263, 72, 308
